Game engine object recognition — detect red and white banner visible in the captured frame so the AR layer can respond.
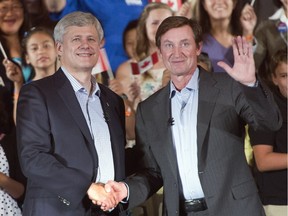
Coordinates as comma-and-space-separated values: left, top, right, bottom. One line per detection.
148, 0, 182, 11
130, 52, 159, 75
92, 48, 114, 79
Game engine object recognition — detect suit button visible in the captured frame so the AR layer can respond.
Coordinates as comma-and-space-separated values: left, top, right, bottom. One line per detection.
63, 199, 70, 206
58, 196, 70, 206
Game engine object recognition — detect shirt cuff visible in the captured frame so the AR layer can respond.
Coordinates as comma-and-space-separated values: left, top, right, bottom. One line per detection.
246, 80, 259, 87
120, 182, 129, 203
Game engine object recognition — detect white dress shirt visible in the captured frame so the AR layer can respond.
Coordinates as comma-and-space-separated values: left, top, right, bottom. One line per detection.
170, 68, 204, 200
62, 67, 114, 183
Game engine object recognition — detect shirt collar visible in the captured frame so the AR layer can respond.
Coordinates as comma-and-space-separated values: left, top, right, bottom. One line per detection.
61, 66, 101, 96
270, 7, 288, 25
169, 67, 199, 99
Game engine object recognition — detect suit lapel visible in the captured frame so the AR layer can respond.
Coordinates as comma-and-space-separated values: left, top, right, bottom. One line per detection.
152, 85, 179, 179
152, 72, 220, 180
54, 70, 98, 175
55, 71, 94, 145
197, 69, 219, 171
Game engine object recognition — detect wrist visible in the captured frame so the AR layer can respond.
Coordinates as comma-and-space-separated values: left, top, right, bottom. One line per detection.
244, 34, 253, 42
244, 79, 258, 87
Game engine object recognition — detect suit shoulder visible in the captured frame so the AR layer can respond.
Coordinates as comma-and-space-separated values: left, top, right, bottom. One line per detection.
139, 85, 168, 107
98, 83, 123, 102
210, 72, 234, 85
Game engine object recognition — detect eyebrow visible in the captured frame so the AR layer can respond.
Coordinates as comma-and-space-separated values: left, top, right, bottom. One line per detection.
29, 40, 53, 46
162, 38, 190, 44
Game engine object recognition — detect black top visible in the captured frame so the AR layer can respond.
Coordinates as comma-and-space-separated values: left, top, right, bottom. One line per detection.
249, 87, 287, 205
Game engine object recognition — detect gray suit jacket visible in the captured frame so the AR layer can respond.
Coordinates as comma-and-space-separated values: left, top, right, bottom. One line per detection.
126, 68, 281, 216
17, 69, 127, 216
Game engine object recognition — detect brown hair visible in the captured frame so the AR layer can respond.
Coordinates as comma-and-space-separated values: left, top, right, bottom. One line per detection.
0, 0, 30, 58
198, 0, 243, 36
21, 26, 55, 67
155, 16, 203, 49
136, 2, 173, 60
270, 49, 287, 77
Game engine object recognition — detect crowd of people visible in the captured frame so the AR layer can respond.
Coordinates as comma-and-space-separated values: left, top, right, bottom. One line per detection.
0, 0, 286, 216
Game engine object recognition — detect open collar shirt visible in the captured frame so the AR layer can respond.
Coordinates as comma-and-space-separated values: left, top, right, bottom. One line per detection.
62, 67, 114, 183
170, 68, 204, 200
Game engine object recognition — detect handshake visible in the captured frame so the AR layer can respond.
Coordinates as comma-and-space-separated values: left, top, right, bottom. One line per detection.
87, 180, 128, 211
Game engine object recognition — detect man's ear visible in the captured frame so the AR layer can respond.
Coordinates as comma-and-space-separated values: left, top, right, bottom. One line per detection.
56, 42, 63, 57
196, 42, 203, 56
100, 39, 105, 48
158, 47, 162, 58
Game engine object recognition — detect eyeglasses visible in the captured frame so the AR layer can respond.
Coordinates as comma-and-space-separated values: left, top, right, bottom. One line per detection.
0, 3, 23, 15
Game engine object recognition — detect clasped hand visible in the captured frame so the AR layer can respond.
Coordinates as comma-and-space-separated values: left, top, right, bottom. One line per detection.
87, 181, 128, 211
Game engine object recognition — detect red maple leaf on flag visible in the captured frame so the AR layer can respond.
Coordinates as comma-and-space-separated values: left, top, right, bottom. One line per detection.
140, 61, 150, 69
167, 0, 174, 7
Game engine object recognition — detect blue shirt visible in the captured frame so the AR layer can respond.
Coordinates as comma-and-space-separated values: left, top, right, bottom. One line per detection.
202, 33, 234, 73
62, 67, 115, 183
170, 68, 204, 199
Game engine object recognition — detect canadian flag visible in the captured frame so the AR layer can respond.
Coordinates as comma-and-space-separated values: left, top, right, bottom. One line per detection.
130, 52, 159, 75
148, 0, 182, 11
92, 48, 114, 79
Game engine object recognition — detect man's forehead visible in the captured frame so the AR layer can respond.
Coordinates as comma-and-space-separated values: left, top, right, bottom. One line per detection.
65, 26, 97, 36
161, 26, 193, 42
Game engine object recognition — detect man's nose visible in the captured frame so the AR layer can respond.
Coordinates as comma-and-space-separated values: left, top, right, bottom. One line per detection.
173, 46, 182, 56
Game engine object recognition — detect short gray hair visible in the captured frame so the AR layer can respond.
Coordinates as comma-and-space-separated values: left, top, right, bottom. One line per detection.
54, 11, 104, 43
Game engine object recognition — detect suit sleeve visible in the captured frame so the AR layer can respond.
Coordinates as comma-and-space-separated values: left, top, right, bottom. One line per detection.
124, 103, 163, 209
235, 79, 282, 131
16, 83, 91, 209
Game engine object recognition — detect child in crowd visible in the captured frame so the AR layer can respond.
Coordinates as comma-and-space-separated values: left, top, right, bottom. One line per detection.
0, 87, 25, 216
4, 26, 58, 123
249, 48, 287, 216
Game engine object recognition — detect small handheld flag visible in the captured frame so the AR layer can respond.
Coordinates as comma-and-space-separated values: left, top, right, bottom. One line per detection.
92, 48, 114, 79
130, 52, 159, 75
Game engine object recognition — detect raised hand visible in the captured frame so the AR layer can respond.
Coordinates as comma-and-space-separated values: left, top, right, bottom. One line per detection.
240, 4, 257, 36
128, 81, 140, 102
217, 36, 256, 86
176, 1, 193, 18
3, 59, 23, 84
108, 78, 124, 95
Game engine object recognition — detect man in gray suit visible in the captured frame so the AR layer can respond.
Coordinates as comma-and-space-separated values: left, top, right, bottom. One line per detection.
102, 16, 282, 216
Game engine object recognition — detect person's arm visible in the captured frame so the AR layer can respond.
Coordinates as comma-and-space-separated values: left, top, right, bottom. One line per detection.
218, 36, 282, 131
43, 0, 66, 12
253, 145, 288, 172
122, 96, 135, 140
2, 59, 23, 124
240, 4, 257, 39
0, 172, 25, 199
108, 79, 136, 140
